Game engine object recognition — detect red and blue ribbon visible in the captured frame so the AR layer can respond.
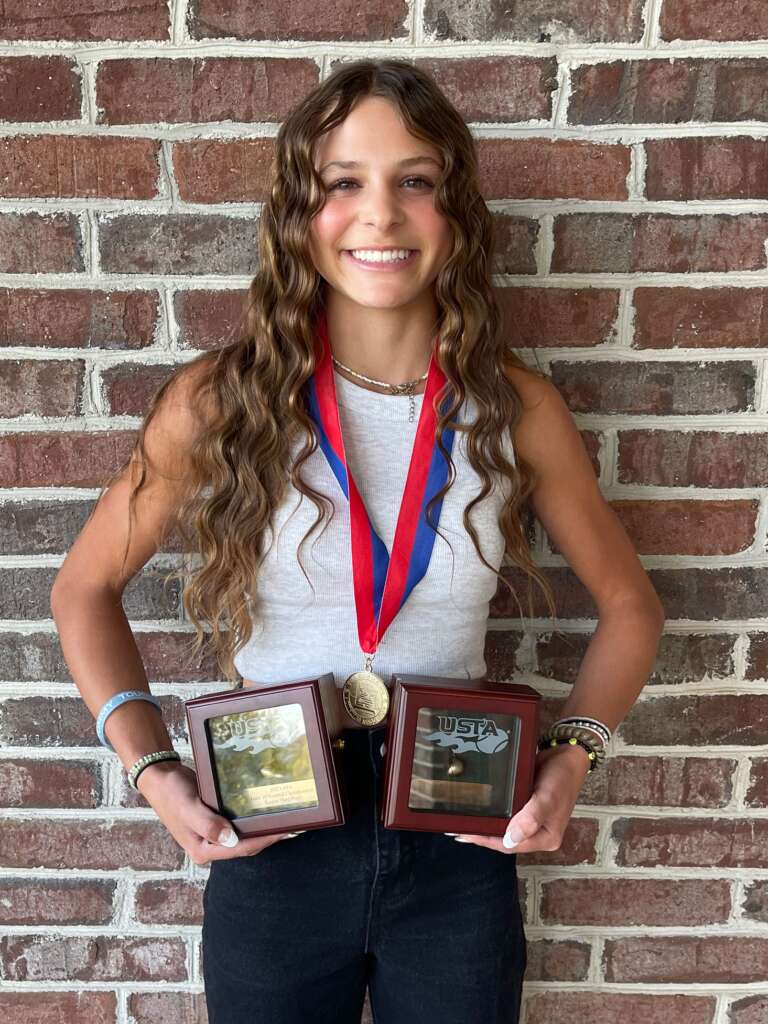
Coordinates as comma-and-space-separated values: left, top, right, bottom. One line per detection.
305, 310, 456, 657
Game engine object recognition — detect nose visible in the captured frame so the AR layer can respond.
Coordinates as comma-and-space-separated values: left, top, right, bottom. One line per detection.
358, 185, 404, 231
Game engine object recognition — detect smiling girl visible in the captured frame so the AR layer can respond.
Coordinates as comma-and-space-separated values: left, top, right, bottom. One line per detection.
52, 59, 665, 1023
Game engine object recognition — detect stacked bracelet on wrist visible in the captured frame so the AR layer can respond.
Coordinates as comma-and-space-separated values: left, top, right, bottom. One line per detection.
537, 715, 612, 773
94, 688, 180, 790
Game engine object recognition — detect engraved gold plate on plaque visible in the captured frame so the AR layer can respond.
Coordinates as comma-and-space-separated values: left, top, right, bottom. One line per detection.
342, 671, 390, 726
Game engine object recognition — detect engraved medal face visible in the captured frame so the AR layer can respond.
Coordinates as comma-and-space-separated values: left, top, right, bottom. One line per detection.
342, 671, 390, 727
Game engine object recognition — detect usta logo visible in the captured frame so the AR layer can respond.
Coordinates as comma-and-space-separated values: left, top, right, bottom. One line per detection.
424, 715, 509, 755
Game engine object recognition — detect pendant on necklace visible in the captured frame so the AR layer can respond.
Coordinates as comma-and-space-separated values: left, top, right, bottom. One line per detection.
342, 656, 389, 726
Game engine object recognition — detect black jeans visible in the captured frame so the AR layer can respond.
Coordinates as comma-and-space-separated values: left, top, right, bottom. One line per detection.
201, 725, 527, 1024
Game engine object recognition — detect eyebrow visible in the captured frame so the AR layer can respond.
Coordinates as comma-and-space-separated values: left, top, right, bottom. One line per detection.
319, 156, 442, 174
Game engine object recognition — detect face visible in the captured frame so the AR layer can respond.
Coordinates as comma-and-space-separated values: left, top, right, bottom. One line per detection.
308, 96, 453, 312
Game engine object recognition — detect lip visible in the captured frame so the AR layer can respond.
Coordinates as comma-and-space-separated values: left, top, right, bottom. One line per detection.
342, 249, 419, 272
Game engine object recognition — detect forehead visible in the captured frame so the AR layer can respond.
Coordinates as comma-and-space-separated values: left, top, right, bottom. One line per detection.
314, 96, 442, 169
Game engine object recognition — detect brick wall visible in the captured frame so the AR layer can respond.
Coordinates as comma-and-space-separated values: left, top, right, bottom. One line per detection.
1, 1, 767, 1022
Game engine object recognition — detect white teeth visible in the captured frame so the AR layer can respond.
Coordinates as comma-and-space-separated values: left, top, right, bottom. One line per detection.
349, 249, 413, 263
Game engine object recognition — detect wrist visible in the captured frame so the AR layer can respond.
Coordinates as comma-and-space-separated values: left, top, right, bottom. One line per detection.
537, 739, 592, 774
135, 757, 185, 798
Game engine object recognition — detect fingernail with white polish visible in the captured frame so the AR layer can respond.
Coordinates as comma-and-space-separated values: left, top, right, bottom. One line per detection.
444, 832, 458, 836
454, 837, 472, 843
217, 828, 239, 847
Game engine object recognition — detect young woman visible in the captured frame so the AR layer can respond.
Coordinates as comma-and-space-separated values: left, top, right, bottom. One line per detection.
51, 59, 665, 1024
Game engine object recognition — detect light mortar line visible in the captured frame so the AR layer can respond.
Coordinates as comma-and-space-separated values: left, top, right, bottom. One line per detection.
551, 59, 571, 129
2, 40, 768, 59
3, 122, 768, 142
172, 0, 190, 46
643, 0, 665, 49
6, 348, 768, 367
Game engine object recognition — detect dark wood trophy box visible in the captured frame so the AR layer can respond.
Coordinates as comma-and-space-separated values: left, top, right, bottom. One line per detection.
380, 674, 541, 836
184, 674, 347, 838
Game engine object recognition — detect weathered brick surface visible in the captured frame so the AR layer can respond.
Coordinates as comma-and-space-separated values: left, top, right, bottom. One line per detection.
423, 0, 646, 43
541, 878, 731, 926
618, 430, 768, 488
633, 288, 768, 350
0, 288, 160, 349
0, 878, 115, 925
478, 138, 630, 200
614, 818, 768, 869
604, 936, 768, 984
0, 1, 170, 41
526, 993, 716, 1024
0, 990, 117, 1023
97, 58, 319, 125
0, 136, 161, 199
0, 820, 184, 870
0, 56, 80, 121
660, 1, 768, 42
0, 758, 102, 808
189, 0, 409, 41
0, 933, 187, 982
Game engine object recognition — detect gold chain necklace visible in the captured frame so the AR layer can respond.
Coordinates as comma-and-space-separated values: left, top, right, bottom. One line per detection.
331, 355, 428, 423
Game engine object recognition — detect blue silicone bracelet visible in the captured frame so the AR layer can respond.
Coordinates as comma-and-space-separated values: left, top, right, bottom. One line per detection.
96, 690, 162, 751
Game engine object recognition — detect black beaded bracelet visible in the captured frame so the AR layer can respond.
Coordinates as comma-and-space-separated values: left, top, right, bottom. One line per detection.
537, 735, 598, 772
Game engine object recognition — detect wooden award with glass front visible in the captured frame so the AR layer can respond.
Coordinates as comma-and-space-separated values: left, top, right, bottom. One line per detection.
185, 674, 347, 838
380, 674, 541, 836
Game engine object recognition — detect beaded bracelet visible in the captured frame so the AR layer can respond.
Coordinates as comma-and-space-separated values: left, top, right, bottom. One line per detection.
538, 735, 600, 772
127, 749, 181, 791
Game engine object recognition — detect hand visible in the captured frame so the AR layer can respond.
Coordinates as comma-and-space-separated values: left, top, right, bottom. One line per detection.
136, 759, 301, 865
449, 742, 591, 855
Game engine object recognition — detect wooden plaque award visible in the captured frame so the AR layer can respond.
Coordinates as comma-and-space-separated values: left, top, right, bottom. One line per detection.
380, 674, 541, 836
185, 674, 347, 838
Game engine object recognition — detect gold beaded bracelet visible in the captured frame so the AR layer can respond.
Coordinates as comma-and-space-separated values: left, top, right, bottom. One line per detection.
127, 749, 181, 790
537, 735, 600, 772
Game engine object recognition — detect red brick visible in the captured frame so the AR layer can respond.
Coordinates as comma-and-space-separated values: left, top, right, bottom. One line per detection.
423, 0, 646, 43
746, 635, 768, 681
478, 138, 630, 200
0, 431, 136, 487
0, 758, 101, 808
525, 939, 590, 981
517, 816, 599, 866
0, 933, 186, 982
0, 288, 160, 349
618, 430, 768, 488
174, 288, 248, 351
746, 758, 768, 807
550, 358, 755, 414
128, 991, 207, 1024
98, 214, 258, 276
604, 935, 768, 983
541, 878, 731, 926
0, 212, 83, 274
569, 59, 768, 125
729, 995, 768, 1024
102, 362, 180, 416
634, 288, 768, 350
646, 138, 768, 200
621, 694, 768, 747
0, 359, 84, 417
552, 213, 768, 274
135, 878, 205, 925
606, 499, 758, 555
497, 287, 619, 348
415, 56, 557, 122
579, 755, 735, 808
0, 820, 184, 870
0, 990, 117, 1024
190, 0, 408, 41
660, 1, 768, 42
742, 880, 768, 923
491, 217, 539, 275
614, 818, 768, 869
525, 992, 715, 1024
0, 1, 169, 41
0, 878, 115, 925
174, 139, 274, 203
97, 57, 318, 125
0, 56, 80, 122
0, 136, 160, 199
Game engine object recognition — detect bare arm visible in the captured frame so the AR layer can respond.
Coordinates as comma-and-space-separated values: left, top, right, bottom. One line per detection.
508, 366, 666, 767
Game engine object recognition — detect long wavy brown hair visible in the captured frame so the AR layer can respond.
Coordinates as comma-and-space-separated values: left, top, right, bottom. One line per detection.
92, 57, 558, 685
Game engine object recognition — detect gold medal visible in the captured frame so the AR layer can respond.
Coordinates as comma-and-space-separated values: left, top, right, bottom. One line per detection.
342, 668, 390, 727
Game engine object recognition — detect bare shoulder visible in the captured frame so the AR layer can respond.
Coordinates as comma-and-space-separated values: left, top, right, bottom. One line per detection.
502, 362, 573, 468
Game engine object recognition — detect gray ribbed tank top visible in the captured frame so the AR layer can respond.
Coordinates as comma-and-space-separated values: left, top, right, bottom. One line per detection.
232, 368, 516, 686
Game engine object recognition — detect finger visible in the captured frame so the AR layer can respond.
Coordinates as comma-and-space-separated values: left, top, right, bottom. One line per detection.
502, 803, 543, 849
199, 830, 292, 862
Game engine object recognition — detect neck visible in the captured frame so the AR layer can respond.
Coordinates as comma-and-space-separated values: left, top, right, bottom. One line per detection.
322, 293, 439, 387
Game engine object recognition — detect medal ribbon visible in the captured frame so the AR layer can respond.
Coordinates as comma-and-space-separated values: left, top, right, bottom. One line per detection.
305, 309, 456, 658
